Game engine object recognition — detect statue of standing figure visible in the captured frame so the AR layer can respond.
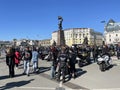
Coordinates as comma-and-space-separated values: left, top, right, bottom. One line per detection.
83, 37, 88, 45
58, 16, 63, 30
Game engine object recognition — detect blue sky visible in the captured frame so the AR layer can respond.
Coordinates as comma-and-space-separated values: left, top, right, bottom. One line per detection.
0, 0, 120, 41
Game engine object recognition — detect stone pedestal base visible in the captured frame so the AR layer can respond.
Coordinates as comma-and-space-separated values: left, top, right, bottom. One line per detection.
57, 30, 65, 46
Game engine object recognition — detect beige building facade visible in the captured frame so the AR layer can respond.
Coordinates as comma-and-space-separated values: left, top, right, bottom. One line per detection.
51, 28, 103, 46
39, 39, 51, 47
15, 39, 51, 47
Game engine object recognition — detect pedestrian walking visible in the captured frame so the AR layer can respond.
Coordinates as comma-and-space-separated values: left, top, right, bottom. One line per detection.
57, 47, 69, 83
69, 48, 77, 79
6, 47, 15, 78
31, 47, 39, 73
22, 46, 32, 76
15, 48, 21, 69
50, 46, 58, 79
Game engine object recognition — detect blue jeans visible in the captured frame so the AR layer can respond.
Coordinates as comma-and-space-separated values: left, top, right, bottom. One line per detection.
32, 61, 37, 72
23, 60, 30, 75
50, 66, 55, 79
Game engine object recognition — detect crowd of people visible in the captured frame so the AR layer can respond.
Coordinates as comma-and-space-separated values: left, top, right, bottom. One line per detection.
3, 43, 120, 83
5, 46, 39, 78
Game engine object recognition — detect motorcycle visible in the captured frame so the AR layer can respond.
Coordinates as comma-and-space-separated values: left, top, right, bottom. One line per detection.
77, 51, 91, 67
109, 50, 115, 56
117, 50, 120, 59
97, 54, 111, 71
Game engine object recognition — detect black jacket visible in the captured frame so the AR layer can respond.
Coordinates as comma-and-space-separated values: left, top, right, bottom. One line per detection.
6, 54, 15, 66
23, 50, 32, 60
58, 53, 68, 68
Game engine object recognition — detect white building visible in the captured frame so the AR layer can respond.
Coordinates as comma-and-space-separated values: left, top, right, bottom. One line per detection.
104, 19, 120, 45
51, 28, 103, 46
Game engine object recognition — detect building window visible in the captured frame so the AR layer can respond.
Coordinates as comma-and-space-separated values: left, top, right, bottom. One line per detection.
109, 39, 111, 42
109, 35, 111, 37
116, 34, 118, 36
76, 34, 78, 38
79, 34, 81, 37
83, 34, 85, 38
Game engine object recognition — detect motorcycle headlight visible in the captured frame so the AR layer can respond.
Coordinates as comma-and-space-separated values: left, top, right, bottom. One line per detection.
76, 57, 80, 60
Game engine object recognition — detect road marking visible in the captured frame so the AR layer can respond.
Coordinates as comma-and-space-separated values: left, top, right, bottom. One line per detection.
93, 88, 120, 90
39, 73, 89, 90
3, 86, 120, 90
18, 86, 85, 90
18, 86, 55, 90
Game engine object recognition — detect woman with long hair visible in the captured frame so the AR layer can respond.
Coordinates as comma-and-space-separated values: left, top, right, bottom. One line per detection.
6, 47, 15, 78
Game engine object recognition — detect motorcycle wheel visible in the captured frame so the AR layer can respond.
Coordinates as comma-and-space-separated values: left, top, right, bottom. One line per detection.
78, 60, 83, 67
86, 57, 91, 64
99, 63, 106, 71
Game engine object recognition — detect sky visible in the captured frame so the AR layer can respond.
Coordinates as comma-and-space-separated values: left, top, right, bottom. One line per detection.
0, 0, 120, 41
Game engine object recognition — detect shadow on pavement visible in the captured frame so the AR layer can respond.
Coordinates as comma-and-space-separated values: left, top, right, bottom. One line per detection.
61, 68, 87, 83
75, 68, 87, 78
17, 63, 35, 69
106, 64, 114, 71
36, 67, 51, 74
0, 79, 34, 90
0, 75, 9, 80
0, 73, 27, 80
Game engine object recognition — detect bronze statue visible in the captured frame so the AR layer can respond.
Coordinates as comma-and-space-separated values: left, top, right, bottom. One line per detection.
83, 37, 88, 45
58, 16, 63, 30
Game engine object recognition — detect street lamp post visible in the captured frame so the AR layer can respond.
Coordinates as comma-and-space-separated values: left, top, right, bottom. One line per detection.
94, 34, 96, 46
101, 20, 106, 45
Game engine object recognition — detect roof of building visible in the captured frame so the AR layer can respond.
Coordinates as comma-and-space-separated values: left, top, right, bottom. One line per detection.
105, 19, 120, 32
107, 19, 115, 24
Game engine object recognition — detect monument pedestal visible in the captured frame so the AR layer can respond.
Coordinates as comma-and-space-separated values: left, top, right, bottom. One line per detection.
57, 30, 65, 46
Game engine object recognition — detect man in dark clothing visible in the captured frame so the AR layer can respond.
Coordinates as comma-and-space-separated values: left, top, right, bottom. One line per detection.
50, 46, 58, 79
57, 49, 69, 82
69, 48, 77, 79
117, 44, 120, 59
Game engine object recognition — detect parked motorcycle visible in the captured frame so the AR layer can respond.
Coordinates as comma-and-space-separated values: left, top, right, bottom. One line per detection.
109, 50, 115, 56
97, 54, 111, 71
117, 50, 120, 59
77, 51, 91, 67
